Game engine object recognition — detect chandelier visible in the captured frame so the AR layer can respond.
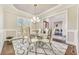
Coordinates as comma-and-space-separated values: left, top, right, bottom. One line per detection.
31, 4, 40, 23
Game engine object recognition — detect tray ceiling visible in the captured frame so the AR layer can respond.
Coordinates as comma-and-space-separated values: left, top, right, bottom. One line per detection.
13, 4, 58, 15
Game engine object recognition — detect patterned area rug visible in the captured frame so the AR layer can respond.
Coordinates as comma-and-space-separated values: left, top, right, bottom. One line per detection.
12, 39, 68, 55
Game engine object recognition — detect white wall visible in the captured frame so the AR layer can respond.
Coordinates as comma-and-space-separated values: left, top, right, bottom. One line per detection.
0, 5, 4, 54
4, 11, 17, 29
40, 5, 78, 45
49, 12, 66, 32
67, 6, 78, 46
39, 5, 78, 54
77, 6, 79, 54
3, 5, 32, 38
48, 11, 67, 41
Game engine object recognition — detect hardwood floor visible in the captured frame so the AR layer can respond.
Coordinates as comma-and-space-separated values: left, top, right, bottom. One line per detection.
1, 41, 77, 55
65, 45, 77, 55
1, 41, 15, 55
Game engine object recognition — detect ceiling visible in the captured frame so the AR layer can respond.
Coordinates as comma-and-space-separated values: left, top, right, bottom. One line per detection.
13, 4, 58, 15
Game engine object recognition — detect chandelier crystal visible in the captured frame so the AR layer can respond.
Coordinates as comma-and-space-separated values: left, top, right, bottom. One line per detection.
31, 4, 40, 23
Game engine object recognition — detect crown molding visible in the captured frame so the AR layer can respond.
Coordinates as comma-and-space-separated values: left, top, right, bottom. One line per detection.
38, 4, 62, 16
3, 4, 34, 19
3, 4, 78, 19
38, 4, 77, 19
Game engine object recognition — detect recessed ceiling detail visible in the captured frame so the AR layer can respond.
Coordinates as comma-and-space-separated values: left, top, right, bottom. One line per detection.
13, 4, 58, 15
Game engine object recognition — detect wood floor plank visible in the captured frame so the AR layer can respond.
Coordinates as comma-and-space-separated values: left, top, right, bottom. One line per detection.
65, 45, 77, 55
1, 41, 15, 55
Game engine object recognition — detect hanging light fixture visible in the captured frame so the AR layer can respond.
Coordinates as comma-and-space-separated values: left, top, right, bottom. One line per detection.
31, 4, 40, 23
